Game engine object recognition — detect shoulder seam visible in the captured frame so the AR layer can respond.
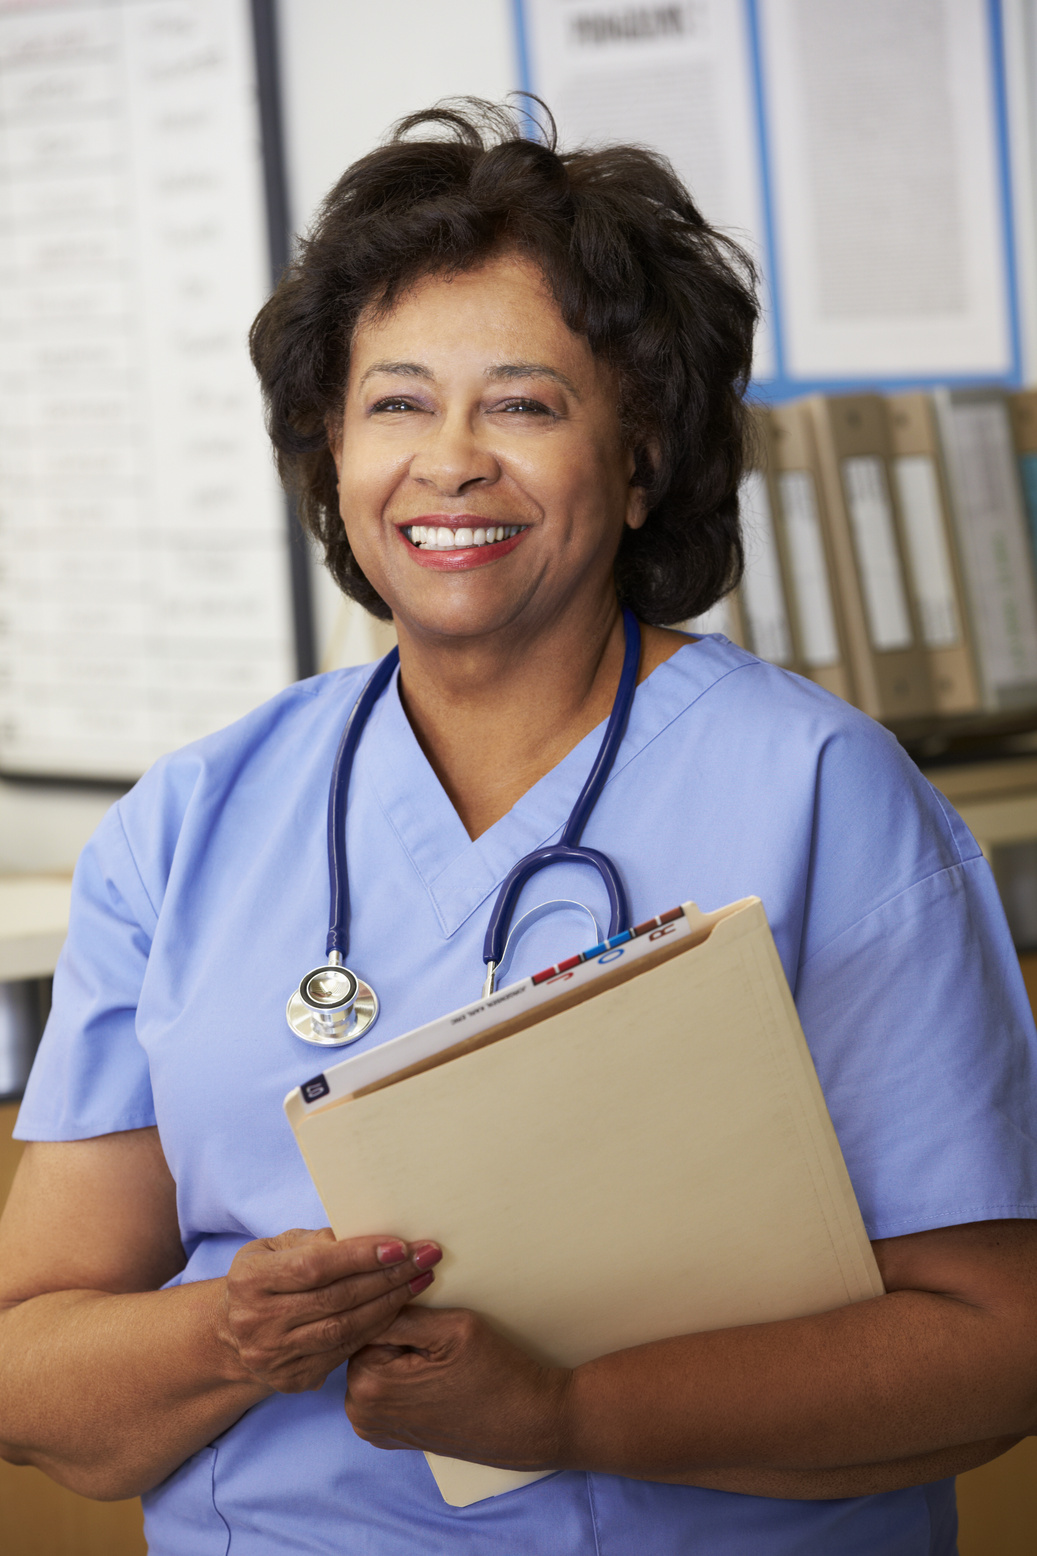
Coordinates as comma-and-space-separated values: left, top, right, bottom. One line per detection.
798, 856, 978, 974
599, 656, 764, 788
924, 780, 983, 867
113, 801, 161, 929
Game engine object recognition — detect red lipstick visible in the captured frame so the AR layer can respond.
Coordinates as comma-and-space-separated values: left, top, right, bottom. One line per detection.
395, 520, 530, 571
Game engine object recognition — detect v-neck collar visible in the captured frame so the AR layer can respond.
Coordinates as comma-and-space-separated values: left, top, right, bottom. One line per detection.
360, 636, 754, 938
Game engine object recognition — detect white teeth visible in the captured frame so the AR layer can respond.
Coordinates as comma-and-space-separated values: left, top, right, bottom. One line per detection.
406, 522, 525, 549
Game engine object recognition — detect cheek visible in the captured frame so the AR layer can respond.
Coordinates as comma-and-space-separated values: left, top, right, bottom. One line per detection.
336, 435, 405, 526
531, 441, 630, 540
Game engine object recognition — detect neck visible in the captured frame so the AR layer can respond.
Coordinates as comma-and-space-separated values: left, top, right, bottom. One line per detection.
392, 600, 684, 840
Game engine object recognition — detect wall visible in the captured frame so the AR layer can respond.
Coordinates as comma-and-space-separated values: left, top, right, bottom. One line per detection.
275, 0, 518, 669
0, 782, 118, 879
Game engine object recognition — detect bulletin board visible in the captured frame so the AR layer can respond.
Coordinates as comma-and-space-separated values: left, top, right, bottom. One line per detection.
0, 0, 310, 784
514, 0, 1022, 398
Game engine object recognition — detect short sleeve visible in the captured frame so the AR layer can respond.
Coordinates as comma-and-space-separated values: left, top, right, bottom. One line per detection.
15, 802, 158, 1141
796, 853, 1037, 1240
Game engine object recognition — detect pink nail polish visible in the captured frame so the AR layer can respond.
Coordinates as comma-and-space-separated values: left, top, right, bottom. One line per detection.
412, 1243, 442, 1271
408, 1270, 434, 1295
377, 1240, 406, 1265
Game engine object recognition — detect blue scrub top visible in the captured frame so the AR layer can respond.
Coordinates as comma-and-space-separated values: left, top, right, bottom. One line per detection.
17, 636, 1037, 1555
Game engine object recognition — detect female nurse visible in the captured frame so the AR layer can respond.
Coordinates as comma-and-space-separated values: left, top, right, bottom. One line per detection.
2, 101, 1037, 1556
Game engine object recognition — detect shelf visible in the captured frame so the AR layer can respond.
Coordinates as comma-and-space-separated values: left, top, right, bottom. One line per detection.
0, 876, 73, 982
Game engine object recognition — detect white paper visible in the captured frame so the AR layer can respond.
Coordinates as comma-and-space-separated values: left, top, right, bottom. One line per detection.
290, 906, 695, 1113
757, 0, 1014, 378
777, 470, 839, 668
840, 457, 913, 651
739, 469, 793, 664
520, 0, 775, 377
0, 0, 295, 779
893, 455, 961, 649
936, 394, 1037, 700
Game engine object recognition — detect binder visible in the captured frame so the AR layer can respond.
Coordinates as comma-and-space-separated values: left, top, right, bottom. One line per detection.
933, 389, 1037, 711
738, 406, 802, 670
1008, 389, 1037, 568
805, 395, 933, 722
768, 400, 854, 702
286, 898, 882, 1507
886, 392, 981, 714
684, 590, 748, 645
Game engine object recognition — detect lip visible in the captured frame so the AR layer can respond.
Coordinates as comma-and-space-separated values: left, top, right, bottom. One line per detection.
394, 520, 530, 572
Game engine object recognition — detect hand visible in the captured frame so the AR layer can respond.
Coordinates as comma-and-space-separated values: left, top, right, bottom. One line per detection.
345, 1305, 573, 1470
216, 1229, 441, 1394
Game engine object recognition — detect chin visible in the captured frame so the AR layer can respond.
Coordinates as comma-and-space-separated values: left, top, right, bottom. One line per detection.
391, 590, 532, 644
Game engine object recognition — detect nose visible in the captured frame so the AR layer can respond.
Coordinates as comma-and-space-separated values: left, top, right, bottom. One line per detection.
409, 408, 501, 496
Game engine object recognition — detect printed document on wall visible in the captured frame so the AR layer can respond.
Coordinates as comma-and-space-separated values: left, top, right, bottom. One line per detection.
757, 0, 1014, 379
520, 0, 775, 378
0, 0, 295, 781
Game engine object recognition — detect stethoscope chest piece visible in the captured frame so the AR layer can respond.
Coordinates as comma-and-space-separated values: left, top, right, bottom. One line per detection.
286, 961, 379, 1047
289, 608, 641, 1046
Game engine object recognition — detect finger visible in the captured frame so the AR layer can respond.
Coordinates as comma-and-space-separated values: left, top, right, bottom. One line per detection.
271, 1227, 336, 1248
351, 1343, 411, 1363
371, 1302, 460, 1351
277, 1274, 435, 1363
259, 1236, 440, 1296
280, 1255, 440, 1333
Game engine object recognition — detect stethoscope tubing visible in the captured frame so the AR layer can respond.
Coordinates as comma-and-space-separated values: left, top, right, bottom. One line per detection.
303, 607, 641, 1038
325, 644, 400, 960
481, 609, 640, 970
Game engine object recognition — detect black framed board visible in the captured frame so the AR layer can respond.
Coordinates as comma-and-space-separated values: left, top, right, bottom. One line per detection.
0, 0, 314, 784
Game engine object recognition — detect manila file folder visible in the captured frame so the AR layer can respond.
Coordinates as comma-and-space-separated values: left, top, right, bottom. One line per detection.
285, 898, 883, 1507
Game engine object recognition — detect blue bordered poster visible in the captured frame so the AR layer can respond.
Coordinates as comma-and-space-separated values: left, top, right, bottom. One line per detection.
512, 0, 1021, 398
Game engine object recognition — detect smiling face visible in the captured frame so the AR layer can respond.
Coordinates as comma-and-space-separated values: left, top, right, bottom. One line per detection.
332, 252, 647, 646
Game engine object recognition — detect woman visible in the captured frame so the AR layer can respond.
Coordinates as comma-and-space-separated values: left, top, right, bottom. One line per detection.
2, 101, 1036, 1555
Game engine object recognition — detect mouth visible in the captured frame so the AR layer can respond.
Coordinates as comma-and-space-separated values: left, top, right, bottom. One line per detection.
394, 520, 531, 572
400, 523, 527, 550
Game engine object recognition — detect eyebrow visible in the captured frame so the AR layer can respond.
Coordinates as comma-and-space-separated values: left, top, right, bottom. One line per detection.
485, 362, 581, 397
358, 359, 581, 398
359, 360, 433, 386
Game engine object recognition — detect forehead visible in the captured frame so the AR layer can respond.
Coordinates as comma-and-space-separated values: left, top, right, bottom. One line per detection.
349, 253, 598, 380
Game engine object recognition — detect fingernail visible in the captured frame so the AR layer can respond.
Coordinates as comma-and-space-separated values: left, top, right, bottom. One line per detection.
408, 1270, 434, 1295
412, 1243, 442, 1271
377, 1240, 407, 1265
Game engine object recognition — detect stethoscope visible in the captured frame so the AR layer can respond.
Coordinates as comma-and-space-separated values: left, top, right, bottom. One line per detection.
286, 608, 642, 1047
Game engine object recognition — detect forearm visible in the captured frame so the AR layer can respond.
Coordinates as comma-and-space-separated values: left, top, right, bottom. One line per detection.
0, 1281, 266, 1499
683, 1437, 1023, 1499
561, 1290, 1037, 1482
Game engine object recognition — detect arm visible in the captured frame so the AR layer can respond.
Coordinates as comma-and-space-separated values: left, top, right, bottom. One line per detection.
0, 1129, 440, 1500
344, 1219, 1037, 1497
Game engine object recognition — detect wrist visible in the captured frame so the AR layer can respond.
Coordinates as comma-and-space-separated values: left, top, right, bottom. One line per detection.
544, 1366, 583, 1471
202, 1277, 265, 1391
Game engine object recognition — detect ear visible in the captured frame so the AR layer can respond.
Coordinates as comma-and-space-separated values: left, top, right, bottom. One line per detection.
624, 440, 660, 531
625, 484, 649, 531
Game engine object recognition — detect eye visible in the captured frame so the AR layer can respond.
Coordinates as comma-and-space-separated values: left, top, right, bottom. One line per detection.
495, 398, 555, 417
369, 396, 422, 414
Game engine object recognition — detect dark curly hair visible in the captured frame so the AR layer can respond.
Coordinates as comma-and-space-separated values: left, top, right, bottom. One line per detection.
249, 98, 758, 624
